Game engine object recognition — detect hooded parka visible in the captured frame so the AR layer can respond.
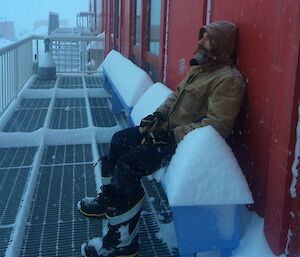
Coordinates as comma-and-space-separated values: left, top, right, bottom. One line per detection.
156, 20, 246, 143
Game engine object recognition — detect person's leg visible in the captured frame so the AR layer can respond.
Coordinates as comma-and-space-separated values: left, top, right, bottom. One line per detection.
78, 127, 143, 217
112, 142, 176, 198
109, 126, 143, 166
82, 142, 176, 256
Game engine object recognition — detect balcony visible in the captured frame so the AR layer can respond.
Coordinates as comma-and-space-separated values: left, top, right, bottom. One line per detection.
0, 35, 179, 257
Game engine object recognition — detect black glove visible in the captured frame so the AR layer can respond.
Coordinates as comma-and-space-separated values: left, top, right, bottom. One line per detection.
139, 112, 164, 132
143, 129, 176, 146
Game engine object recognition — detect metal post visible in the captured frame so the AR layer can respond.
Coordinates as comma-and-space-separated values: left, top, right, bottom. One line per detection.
14, 48, 18, 97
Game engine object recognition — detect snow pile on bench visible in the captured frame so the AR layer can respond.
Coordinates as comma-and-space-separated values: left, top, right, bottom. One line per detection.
130, 82, 172, 125
103, 50, 153, 107
163, 126, 254, 206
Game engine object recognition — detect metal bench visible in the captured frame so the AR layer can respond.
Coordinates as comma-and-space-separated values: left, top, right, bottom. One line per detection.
102, 50, 153, 126
101, 55, 252, 256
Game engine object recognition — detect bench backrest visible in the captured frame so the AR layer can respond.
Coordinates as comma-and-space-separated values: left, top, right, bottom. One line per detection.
103, 50, 153, 108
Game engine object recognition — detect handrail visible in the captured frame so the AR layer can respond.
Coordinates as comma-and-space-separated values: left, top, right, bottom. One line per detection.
0, 33, 105, 114
0, 36, 33, 55
48, 34, 104, 42
0, 34, 103, 54
0, 36, 34, 115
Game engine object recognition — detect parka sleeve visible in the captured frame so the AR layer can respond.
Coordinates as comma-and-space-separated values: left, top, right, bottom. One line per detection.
173, 75, 246, 143
155, 90, 178, 120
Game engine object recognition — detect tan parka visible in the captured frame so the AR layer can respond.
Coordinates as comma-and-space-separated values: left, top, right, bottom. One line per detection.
156, 21, 246, 143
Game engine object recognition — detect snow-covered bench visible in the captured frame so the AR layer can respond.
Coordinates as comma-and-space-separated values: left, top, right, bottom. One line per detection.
102, 50, 153, 126
129, 83, 254, 257
101, 52, 254, 256
128, 82, 173, 127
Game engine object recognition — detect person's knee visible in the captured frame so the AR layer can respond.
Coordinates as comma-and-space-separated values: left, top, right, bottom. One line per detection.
111, 130, 125, 146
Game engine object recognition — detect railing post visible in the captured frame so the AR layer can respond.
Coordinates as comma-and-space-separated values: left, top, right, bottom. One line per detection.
0, 56, 3, 112
14, 48, 18, 98
3, 54, 7, 110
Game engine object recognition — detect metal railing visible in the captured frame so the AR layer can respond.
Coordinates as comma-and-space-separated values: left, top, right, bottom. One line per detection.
0, 34, 104, 115
48, 34, 104, 73
0, 36, 35, 115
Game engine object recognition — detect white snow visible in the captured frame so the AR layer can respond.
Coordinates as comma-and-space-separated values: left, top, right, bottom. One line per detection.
103, 50, 153, 107
290, 104, 300, 198
130, 82, 172, 125
81, 237, 103, 256
163, 126, 254, 206
0, 39, 15, 48
156, 222, 178, 252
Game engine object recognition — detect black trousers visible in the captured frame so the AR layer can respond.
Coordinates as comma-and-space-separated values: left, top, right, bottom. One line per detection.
108, 126, 176, 199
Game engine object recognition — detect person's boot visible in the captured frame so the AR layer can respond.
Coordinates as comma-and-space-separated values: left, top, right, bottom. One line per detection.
78, 156, 113, 218
81, 191, 144, 257
77, 185, 109, 218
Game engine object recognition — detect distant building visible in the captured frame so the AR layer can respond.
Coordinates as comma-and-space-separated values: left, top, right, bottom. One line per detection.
34, 19, 69, 32
0, 21, 15, 40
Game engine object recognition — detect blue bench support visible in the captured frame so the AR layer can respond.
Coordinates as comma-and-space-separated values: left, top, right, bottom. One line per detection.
103, 68, 134, 127
171, 204, 240, 257
102, 69, 111, 92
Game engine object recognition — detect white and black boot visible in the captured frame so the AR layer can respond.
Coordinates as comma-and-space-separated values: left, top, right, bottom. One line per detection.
78, 156, 113, 217
81, 192, 144, 257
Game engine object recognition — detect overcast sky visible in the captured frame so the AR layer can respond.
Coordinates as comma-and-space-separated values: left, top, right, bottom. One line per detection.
0, 0, 88, 34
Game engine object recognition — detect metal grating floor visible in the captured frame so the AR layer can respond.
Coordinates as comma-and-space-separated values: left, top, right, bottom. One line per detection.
0, 74, 181, 257
0, 147, 37, 257
19, 99, 51, 109
89, 98, 117, 127
58, 76, 84, 89
142, 178, 173, 224
0, 228, 12, 257
3, 98, 50, 132
50, 98, 88, 129
84, 76, 102, 88
30, 78, 57, 89
0, 147, 37, 168
140, 200, 179, 257
20, 145, 101, 257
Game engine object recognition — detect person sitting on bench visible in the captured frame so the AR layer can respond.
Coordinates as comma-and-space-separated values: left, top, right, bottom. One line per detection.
80, 20, 246, 257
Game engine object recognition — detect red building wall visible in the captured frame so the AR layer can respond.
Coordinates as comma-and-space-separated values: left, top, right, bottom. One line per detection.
210, 0, 300, 255
120, 0, 132, 58
288, 51, 300, 256
165, 0, 206, 90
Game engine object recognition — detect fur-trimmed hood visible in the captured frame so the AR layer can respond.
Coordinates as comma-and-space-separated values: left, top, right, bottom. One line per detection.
200, 20, 237, 65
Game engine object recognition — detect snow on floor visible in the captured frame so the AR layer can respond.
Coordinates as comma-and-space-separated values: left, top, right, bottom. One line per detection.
231, 207, 286, 257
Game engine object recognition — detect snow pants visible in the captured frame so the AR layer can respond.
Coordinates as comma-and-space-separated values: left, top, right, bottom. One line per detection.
108, 126, 176, 200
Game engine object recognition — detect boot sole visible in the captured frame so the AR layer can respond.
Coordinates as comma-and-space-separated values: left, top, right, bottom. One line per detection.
79, 207, 106, 218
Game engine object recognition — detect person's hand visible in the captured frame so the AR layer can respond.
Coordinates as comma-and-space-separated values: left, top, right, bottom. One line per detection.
142, 129, 176, 145
139, 112, 163, 133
